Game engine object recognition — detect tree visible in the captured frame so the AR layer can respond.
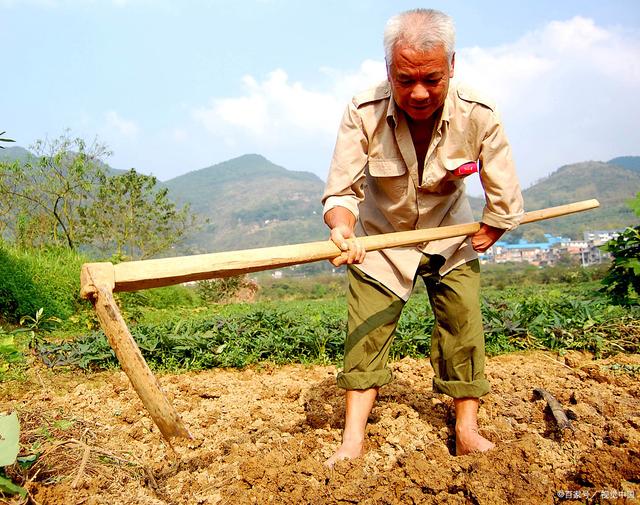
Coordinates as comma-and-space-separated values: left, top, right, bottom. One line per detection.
600, 192, 640, 305
0, 132, 200, 259
78, 169, 200, 260
0, 133, 109, 249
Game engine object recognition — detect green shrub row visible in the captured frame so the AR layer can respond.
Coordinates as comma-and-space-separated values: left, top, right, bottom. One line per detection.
34, 287, 639, 372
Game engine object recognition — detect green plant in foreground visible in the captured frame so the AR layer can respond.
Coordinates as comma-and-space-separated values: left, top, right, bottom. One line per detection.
18, 308, 62, 348
0, 325, 27, 380
0, 412, 27, 498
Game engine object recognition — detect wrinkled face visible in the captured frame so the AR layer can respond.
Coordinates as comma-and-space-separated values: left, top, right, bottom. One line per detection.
387, 44, 454, 122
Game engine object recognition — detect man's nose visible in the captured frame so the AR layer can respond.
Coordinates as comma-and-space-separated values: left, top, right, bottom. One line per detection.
411, 83, 429, 101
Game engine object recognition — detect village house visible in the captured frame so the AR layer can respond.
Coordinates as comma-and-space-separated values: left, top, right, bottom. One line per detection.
481, 230, 622, 267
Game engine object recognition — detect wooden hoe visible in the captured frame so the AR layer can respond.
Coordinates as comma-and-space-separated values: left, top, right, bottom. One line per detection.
80, 199, 599, 442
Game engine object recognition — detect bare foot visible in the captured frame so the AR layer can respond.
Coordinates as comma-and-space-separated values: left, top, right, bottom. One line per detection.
324, 439, 364, 468
455, 425, 495, 456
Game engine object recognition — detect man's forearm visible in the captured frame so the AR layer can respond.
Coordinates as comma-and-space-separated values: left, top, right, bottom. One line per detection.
324, 206, 357, 232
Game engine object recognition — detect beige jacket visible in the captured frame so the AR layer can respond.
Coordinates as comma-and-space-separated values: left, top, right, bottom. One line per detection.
322, 80, 524, 300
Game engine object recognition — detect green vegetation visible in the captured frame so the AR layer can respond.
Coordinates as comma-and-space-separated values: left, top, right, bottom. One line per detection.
256, 272, 346, 301
1, 236, 637, 380
78, 168, 200, 260
600, 192, 640, 305
0, 142, 638, 381
0, 245, 87, 322
197, 276, 257, 303
0, 133, 197, 258
0, 413, 27, 498
17, 279, 637, 374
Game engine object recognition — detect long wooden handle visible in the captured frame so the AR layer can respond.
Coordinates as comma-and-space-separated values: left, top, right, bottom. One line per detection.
81, 199, 599, 294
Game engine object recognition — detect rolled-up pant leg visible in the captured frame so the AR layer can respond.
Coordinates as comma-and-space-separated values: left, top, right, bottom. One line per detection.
421, 257, 490, 398
336, 265, 405, 390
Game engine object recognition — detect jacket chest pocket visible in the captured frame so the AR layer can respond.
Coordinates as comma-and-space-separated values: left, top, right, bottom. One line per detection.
366, 159, 410, 201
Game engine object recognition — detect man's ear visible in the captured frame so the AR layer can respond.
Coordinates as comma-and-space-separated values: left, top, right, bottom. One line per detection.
385, 58, 391, 81
449, 52, 456, 78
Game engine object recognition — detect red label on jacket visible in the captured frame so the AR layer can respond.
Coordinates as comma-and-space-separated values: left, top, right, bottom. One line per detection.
452, 161, 479, 177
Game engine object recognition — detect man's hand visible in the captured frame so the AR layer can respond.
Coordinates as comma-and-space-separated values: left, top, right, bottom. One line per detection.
471, 223, 505, 252
325, 207, 366, 267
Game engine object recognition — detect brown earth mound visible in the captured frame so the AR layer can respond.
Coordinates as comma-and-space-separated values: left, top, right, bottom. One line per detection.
1, 351, 639, 504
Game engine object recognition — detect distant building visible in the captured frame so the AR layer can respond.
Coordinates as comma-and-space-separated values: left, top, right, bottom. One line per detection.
582, 230, 622, 244
482, 230, 619, 267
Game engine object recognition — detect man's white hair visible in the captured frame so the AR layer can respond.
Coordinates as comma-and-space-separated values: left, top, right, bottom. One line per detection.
384, 9, 456, 66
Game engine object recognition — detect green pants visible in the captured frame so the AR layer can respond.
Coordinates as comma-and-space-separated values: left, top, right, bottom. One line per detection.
336, 255, 490, 398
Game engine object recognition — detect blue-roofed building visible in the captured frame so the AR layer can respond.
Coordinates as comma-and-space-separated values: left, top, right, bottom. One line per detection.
480, 232, 615, 266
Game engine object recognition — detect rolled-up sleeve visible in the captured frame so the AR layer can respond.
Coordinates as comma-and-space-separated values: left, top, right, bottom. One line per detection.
322, 102, 369, 221
478, 109, 524, 230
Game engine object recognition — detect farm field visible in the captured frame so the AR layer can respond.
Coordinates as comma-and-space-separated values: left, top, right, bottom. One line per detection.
2, 348, 639, 504
2, 265, 639, 504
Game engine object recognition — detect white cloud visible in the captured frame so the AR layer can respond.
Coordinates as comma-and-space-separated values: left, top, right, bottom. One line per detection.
456, 16, 640, 104
192, 62, 387, 147
190, 16, 639, 188
105, 110, 139, 137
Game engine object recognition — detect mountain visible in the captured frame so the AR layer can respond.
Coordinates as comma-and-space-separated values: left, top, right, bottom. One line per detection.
0, 146, 31, 163
163, 154, 327, 253
608, 156, 640, 173
174, 156, 639, 252
469, 160, 639, 239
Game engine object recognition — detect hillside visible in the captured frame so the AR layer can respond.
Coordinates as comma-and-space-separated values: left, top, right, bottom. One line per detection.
608, 156, 640, 173
172, 156, 639, 252
468, 160, 639, 239
0, 145, 31, 163
163, 154, 327, 253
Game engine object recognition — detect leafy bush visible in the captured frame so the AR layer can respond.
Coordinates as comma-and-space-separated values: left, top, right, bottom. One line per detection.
482, 287, 638, 357
600, 192, 640, 306
600, 226, 640, 305
37, 301, 348, 370
0, 245, 86, 322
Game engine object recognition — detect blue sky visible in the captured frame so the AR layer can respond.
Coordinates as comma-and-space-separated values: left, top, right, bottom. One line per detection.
2, 0, 639, 196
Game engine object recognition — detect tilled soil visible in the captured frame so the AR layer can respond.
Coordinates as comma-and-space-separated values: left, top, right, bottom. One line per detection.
1, 351, 639, 504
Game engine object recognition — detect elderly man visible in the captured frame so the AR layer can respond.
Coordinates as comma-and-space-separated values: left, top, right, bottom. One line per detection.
322, 8, 523, 465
